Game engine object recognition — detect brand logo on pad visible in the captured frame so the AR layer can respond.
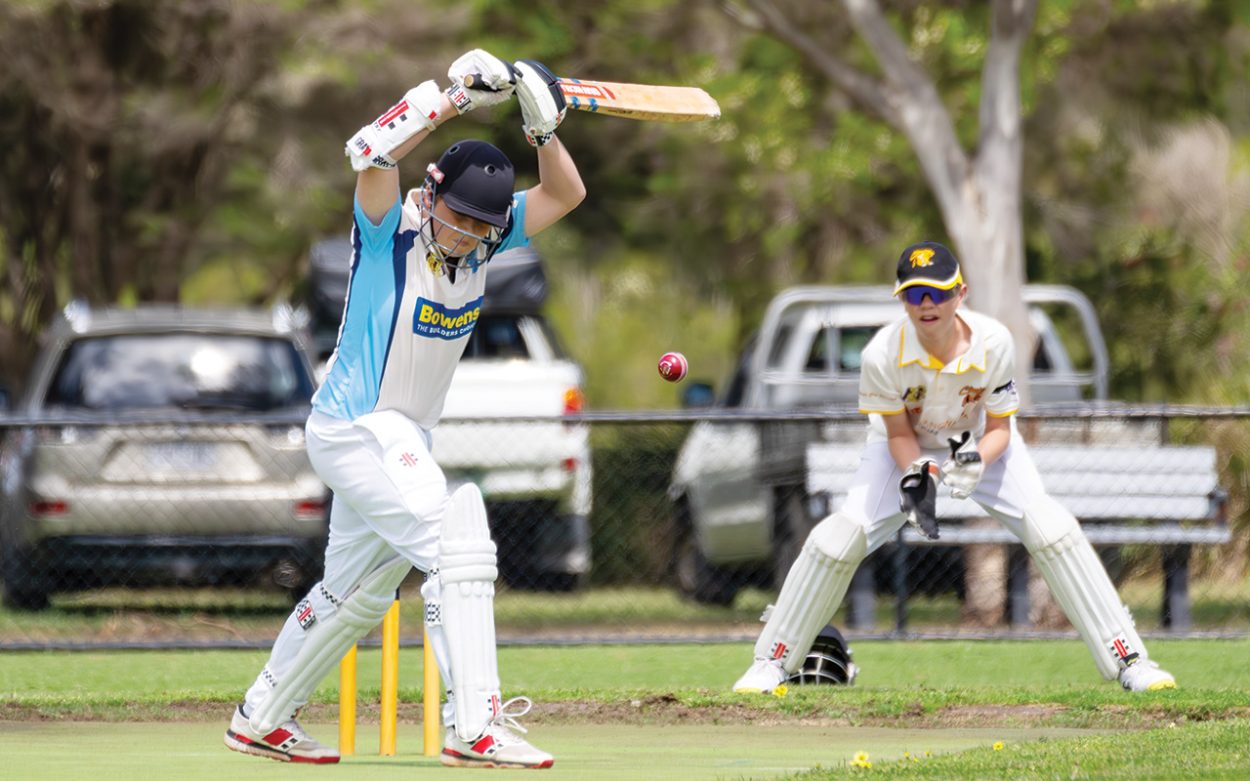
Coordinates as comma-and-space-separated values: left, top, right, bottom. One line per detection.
1108, 635, 1140, 665
399, 452, 418, 468
769, 642, 789, 662
295, 598, 317, 630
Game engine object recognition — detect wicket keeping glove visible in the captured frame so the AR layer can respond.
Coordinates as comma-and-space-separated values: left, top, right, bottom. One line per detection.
899, 458, 940, 540
446, 49, 517, 114
514, 59, 566, 146
941, 431, 984, 500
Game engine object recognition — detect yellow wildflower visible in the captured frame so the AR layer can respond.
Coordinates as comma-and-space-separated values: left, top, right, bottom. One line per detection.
993, 741, 1004, 751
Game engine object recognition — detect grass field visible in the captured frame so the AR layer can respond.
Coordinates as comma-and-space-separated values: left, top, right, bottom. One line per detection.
4, 639, 1250, 779
5, 578, 1250, 645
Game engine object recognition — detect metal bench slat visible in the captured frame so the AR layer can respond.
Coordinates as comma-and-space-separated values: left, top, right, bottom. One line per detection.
1042, 473, 1218, 496
898, 524, 1231, 547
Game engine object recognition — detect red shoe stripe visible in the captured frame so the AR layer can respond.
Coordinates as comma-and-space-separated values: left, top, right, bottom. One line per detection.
471, 735, 496, 755
263, 727, 293, 746
288, 754, 340, 764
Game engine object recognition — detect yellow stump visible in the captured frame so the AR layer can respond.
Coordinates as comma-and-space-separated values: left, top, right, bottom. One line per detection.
338, 644, 357, 756
379, 599, 400, 756
423, 628, 441, 757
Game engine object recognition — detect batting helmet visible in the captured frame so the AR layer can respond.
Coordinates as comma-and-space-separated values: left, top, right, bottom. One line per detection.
430, 140, 515, 228
786, 624, 858, 686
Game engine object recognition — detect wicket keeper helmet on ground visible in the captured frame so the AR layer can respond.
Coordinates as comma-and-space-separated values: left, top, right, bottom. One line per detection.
786, 624, 859, 686
893, 241, 963, 295
420, 140, 515, 273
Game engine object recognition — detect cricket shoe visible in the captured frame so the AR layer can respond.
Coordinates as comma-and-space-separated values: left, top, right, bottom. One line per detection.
1118, 659, 1177, 692
732, 658, 788, 694
441, 696, 554, 769
223, 704, 340, 764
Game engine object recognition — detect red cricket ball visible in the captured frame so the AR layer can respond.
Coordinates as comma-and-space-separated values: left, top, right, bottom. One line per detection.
658, 351, 689, 383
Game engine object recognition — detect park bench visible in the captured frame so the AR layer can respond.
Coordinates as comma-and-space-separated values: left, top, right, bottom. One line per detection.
805, 443, 1230, 632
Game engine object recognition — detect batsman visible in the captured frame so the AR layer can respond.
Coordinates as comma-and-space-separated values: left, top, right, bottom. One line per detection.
224, 49, 583, 767
734, 242, 1178, 696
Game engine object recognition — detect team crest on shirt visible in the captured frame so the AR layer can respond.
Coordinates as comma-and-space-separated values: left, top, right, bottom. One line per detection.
959, 385, 985, 406
902, 386, 926, 403
413, 296, 483, 340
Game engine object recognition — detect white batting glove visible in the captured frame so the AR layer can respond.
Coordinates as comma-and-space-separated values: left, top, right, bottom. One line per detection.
941, 431, 984, 500
513, 59, 566, 147
445, 49, 517, 115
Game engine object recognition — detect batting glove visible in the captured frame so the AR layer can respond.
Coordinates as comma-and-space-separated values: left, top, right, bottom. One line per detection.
899, 458, 940, 540
514, 59, 566, 147
941, 431, 984, 500
446, 49, 517, 115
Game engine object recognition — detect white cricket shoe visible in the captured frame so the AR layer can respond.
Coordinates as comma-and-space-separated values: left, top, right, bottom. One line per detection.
440, 696, 554, 769
223, 704, 340, 764
1118, 659, 1177, 692
732, 658, 788, 694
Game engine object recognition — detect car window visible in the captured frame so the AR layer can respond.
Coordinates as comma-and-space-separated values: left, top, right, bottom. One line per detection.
44, 333, 314, 411
804, 328, 830, 372
721, 336, 757, 409
765, 323, 794, 369
462, 315, 530, 359
837, 326, 878, 371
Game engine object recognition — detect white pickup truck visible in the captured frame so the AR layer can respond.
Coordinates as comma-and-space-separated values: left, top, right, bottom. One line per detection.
308, 241, 592, 590
668, 284, 1110, 604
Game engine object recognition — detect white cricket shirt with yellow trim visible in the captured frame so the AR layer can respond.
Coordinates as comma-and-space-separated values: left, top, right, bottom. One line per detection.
857, 309, 1020, 449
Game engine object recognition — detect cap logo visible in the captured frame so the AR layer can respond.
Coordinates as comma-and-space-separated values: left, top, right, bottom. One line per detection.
909, 248, 936, 268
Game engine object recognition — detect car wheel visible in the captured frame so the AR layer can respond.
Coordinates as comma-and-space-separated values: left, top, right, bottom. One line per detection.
1, 548, 51, 611
671, 504, 738, 606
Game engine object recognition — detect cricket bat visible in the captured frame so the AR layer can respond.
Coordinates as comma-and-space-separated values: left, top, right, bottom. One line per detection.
463, 74, 720, 123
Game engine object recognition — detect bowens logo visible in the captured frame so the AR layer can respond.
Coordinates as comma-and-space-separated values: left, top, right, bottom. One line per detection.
414, 296, 483, 340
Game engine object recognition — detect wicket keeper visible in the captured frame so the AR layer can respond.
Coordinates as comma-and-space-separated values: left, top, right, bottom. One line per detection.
734, 242, 1178, 696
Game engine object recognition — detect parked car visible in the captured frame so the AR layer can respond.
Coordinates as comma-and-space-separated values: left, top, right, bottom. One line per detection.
308, 239, 592, 590
668, 284, 1111, 604
0, 302, 328, 609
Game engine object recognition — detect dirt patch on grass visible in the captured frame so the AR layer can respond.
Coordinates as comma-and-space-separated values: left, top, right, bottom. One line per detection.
6, 697, 1246, 732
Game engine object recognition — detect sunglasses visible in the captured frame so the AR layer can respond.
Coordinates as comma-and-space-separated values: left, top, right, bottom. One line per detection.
900, 285, 959, 306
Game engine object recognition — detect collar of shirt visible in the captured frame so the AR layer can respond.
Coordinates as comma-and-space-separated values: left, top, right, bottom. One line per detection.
897, 312, 988, 374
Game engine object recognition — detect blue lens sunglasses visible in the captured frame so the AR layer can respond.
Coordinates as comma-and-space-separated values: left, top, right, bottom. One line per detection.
900, 285, 959, 306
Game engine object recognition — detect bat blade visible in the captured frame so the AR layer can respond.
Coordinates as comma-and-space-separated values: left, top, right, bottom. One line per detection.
461, 71, 721, 122
557, 79, 720, 122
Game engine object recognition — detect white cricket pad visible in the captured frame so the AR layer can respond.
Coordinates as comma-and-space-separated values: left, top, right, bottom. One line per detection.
345, 80, 442, 172
421, 569, 460, 728
439, 484, 501, 740
754, 515, 866, 674
1028, 524, 1147, 679
249, 556, 411, 733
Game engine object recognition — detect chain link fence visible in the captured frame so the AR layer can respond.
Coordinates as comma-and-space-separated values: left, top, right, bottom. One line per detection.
1, 407, 1247, 648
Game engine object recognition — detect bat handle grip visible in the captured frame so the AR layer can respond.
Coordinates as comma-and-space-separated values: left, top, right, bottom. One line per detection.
462, 73, 501, 92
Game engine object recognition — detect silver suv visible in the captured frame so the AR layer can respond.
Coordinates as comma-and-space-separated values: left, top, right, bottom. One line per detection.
0, 303, 327, 609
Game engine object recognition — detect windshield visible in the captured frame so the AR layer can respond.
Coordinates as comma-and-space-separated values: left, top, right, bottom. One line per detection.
44, 333, 314, 411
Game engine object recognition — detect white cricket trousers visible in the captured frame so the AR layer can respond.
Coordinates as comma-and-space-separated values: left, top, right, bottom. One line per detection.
243, 409, 447, 715
842, 437, 1068, 550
